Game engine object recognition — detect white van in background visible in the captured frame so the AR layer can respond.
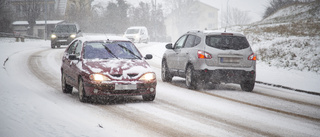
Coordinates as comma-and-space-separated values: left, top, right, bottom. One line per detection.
124, 26, 149, 43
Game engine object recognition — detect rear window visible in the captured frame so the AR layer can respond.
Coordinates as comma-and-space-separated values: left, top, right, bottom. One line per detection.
205, 35, 250, 50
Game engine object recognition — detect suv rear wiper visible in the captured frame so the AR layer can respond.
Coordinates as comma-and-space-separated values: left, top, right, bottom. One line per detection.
118, 44, 141, 59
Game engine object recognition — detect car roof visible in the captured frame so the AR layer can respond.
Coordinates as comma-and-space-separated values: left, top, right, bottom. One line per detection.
76, 35, 130, 42
187, 30, 245, 37
127, 26, 147, 29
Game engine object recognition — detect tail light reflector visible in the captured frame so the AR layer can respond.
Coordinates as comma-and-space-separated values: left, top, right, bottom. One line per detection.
198, 50, 212, 59
248, 53, 256, 61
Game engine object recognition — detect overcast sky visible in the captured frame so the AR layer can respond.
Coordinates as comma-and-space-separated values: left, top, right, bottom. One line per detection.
93, 0, 270, 23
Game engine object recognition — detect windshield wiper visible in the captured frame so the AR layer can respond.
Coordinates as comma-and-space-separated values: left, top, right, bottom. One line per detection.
103, 45, 118, 59
117, 44, 141, 59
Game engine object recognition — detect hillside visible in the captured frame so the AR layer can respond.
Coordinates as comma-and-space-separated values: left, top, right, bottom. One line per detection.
232, 1, 320, 73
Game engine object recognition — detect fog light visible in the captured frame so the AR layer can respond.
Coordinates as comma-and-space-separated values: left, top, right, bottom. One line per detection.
93, 89, 99, 94
150, 88, 155, 92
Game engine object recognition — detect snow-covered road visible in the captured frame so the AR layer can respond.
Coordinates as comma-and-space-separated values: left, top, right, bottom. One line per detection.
1, 38, 320, 136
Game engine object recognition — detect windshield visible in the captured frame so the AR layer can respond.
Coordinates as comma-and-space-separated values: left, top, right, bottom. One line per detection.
54, 25, 77, 33
126, 29, 140, 34
206, 36, 250, 50
84, 41, 142, 59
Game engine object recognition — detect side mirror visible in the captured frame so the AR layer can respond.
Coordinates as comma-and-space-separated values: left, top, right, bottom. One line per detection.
51, 30, 54, 33
144, 54, 153, 60
69, 54, 79, 60
165, 43, 173, 49
78, 30, 81, 33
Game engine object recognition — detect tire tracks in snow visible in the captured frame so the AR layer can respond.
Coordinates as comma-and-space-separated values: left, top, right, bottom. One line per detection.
141, 45, 320, 123
28, 45, 320, 136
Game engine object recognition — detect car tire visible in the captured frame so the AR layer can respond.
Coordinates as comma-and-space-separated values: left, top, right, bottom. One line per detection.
161, 60, 172, 82
79, 78, 89, 102
142, 94, 155, 101
61, 72, 73, 94
240, 80, 255, 92
186, 65, 198, 89
51, 43, 55, 49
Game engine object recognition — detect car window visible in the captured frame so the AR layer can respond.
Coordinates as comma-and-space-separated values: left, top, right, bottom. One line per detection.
74, 40, 82, 57
84, 41, 142, 59
206, 35, 250, 50
126, 29, 139, 34
174, 35, 187, 49
67, 40, 78, 54
195, 36, 201, 46
184, 35, 196, 48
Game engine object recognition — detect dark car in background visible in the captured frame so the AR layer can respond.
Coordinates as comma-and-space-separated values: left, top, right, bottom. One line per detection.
61, 35, 157, 102
51, 23, 81, 48
162, 30, 256, 91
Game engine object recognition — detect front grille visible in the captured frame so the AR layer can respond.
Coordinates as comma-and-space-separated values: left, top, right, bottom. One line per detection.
111, 73, 138, 78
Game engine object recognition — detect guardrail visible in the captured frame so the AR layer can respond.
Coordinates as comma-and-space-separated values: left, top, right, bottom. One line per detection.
0, 32, 42, 41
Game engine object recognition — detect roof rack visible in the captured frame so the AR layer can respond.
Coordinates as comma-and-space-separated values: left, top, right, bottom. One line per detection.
187, 30, 202, 33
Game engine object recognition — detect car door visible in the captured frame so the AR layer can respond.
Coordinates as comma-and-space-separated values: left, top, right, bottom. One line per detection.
68, 40, 82, 87
166, 35, 187, 72
62, 40, 79, 87
177, 35, 196, 73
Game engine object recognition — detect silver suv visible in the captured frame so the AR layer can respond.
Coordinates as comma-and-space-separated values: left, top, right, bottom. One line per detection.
161, 30, 256, 91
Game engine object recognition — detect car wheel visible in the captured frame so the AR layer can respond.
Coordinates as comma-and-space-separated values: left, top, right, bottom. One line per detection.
51, 43, 55, 49
186, 65, 198, 89
161, 60, 172, 82
57, 45, 61, 48
144, 38, 148, 44
61, 72, 73, 93
142, 94, 155, 101
78, 78, 89, 102
240, 80, 255, 92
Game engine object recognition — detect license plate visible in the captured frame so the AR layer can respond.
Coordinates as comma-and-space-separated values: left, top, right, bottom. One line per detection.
115, 84, 137, 90
58, 40, 67, 42
220, 57, 241, 63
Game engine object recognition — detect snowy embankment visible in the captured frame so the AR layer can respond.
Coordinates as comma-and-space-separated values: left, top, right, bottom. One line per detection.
242, 2, 320, 74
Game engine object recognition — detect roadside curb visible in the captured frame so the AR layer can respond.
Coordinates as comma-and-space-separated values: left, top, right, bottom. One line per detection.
255, 81, 320, 96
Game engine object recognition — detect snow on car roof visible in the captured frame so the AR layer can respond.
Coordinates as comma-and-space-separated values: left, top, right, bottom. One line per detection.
77, 34, 130, 42
203, 30, 245, 36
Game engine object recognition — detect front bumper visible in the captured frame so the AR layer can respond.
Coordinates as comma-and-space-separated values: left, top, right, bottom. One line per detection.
83, 81, 157, 96
51, 37, 74, 46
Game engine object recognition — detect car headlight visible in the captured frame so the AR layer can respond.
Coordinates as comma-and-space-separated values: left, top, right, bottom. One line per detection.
139, 72, 156, 81
135, 34, 140, 39
70, 34, 76, 38
51, 34, 57, 39
89, 74, 110, 81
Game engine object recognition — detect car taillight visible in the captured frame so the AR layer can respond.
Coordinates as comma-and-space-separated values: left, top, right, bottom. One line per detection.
198, 50, 212, 59
248, 53, 256, 61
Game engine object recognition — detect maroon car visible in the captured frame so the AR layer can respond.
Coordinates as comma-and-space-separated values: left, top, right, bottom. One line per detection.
61, 35, 156, 102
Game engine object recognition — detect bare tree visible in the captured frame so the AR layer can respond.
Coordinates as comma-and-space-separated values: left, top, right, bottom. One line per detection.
0, 0, 13, 33
65, 0, 93, 31
164, 0, 200, 34
222, 7, 252, 26
23, 0, 41, 35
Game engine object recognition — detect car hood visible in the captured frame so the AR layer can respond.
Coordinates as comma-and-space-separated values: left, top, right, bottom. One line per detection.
82, 59, 153, 80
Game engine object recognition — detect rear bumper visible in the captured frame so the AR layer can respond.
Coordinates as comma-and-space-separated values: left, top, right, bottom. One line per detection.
194, 69, 256, 84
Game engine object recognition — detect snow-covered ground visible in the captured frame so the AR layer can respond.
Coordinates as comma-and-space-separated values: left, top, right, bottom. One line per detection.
1, 38, 320, 137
